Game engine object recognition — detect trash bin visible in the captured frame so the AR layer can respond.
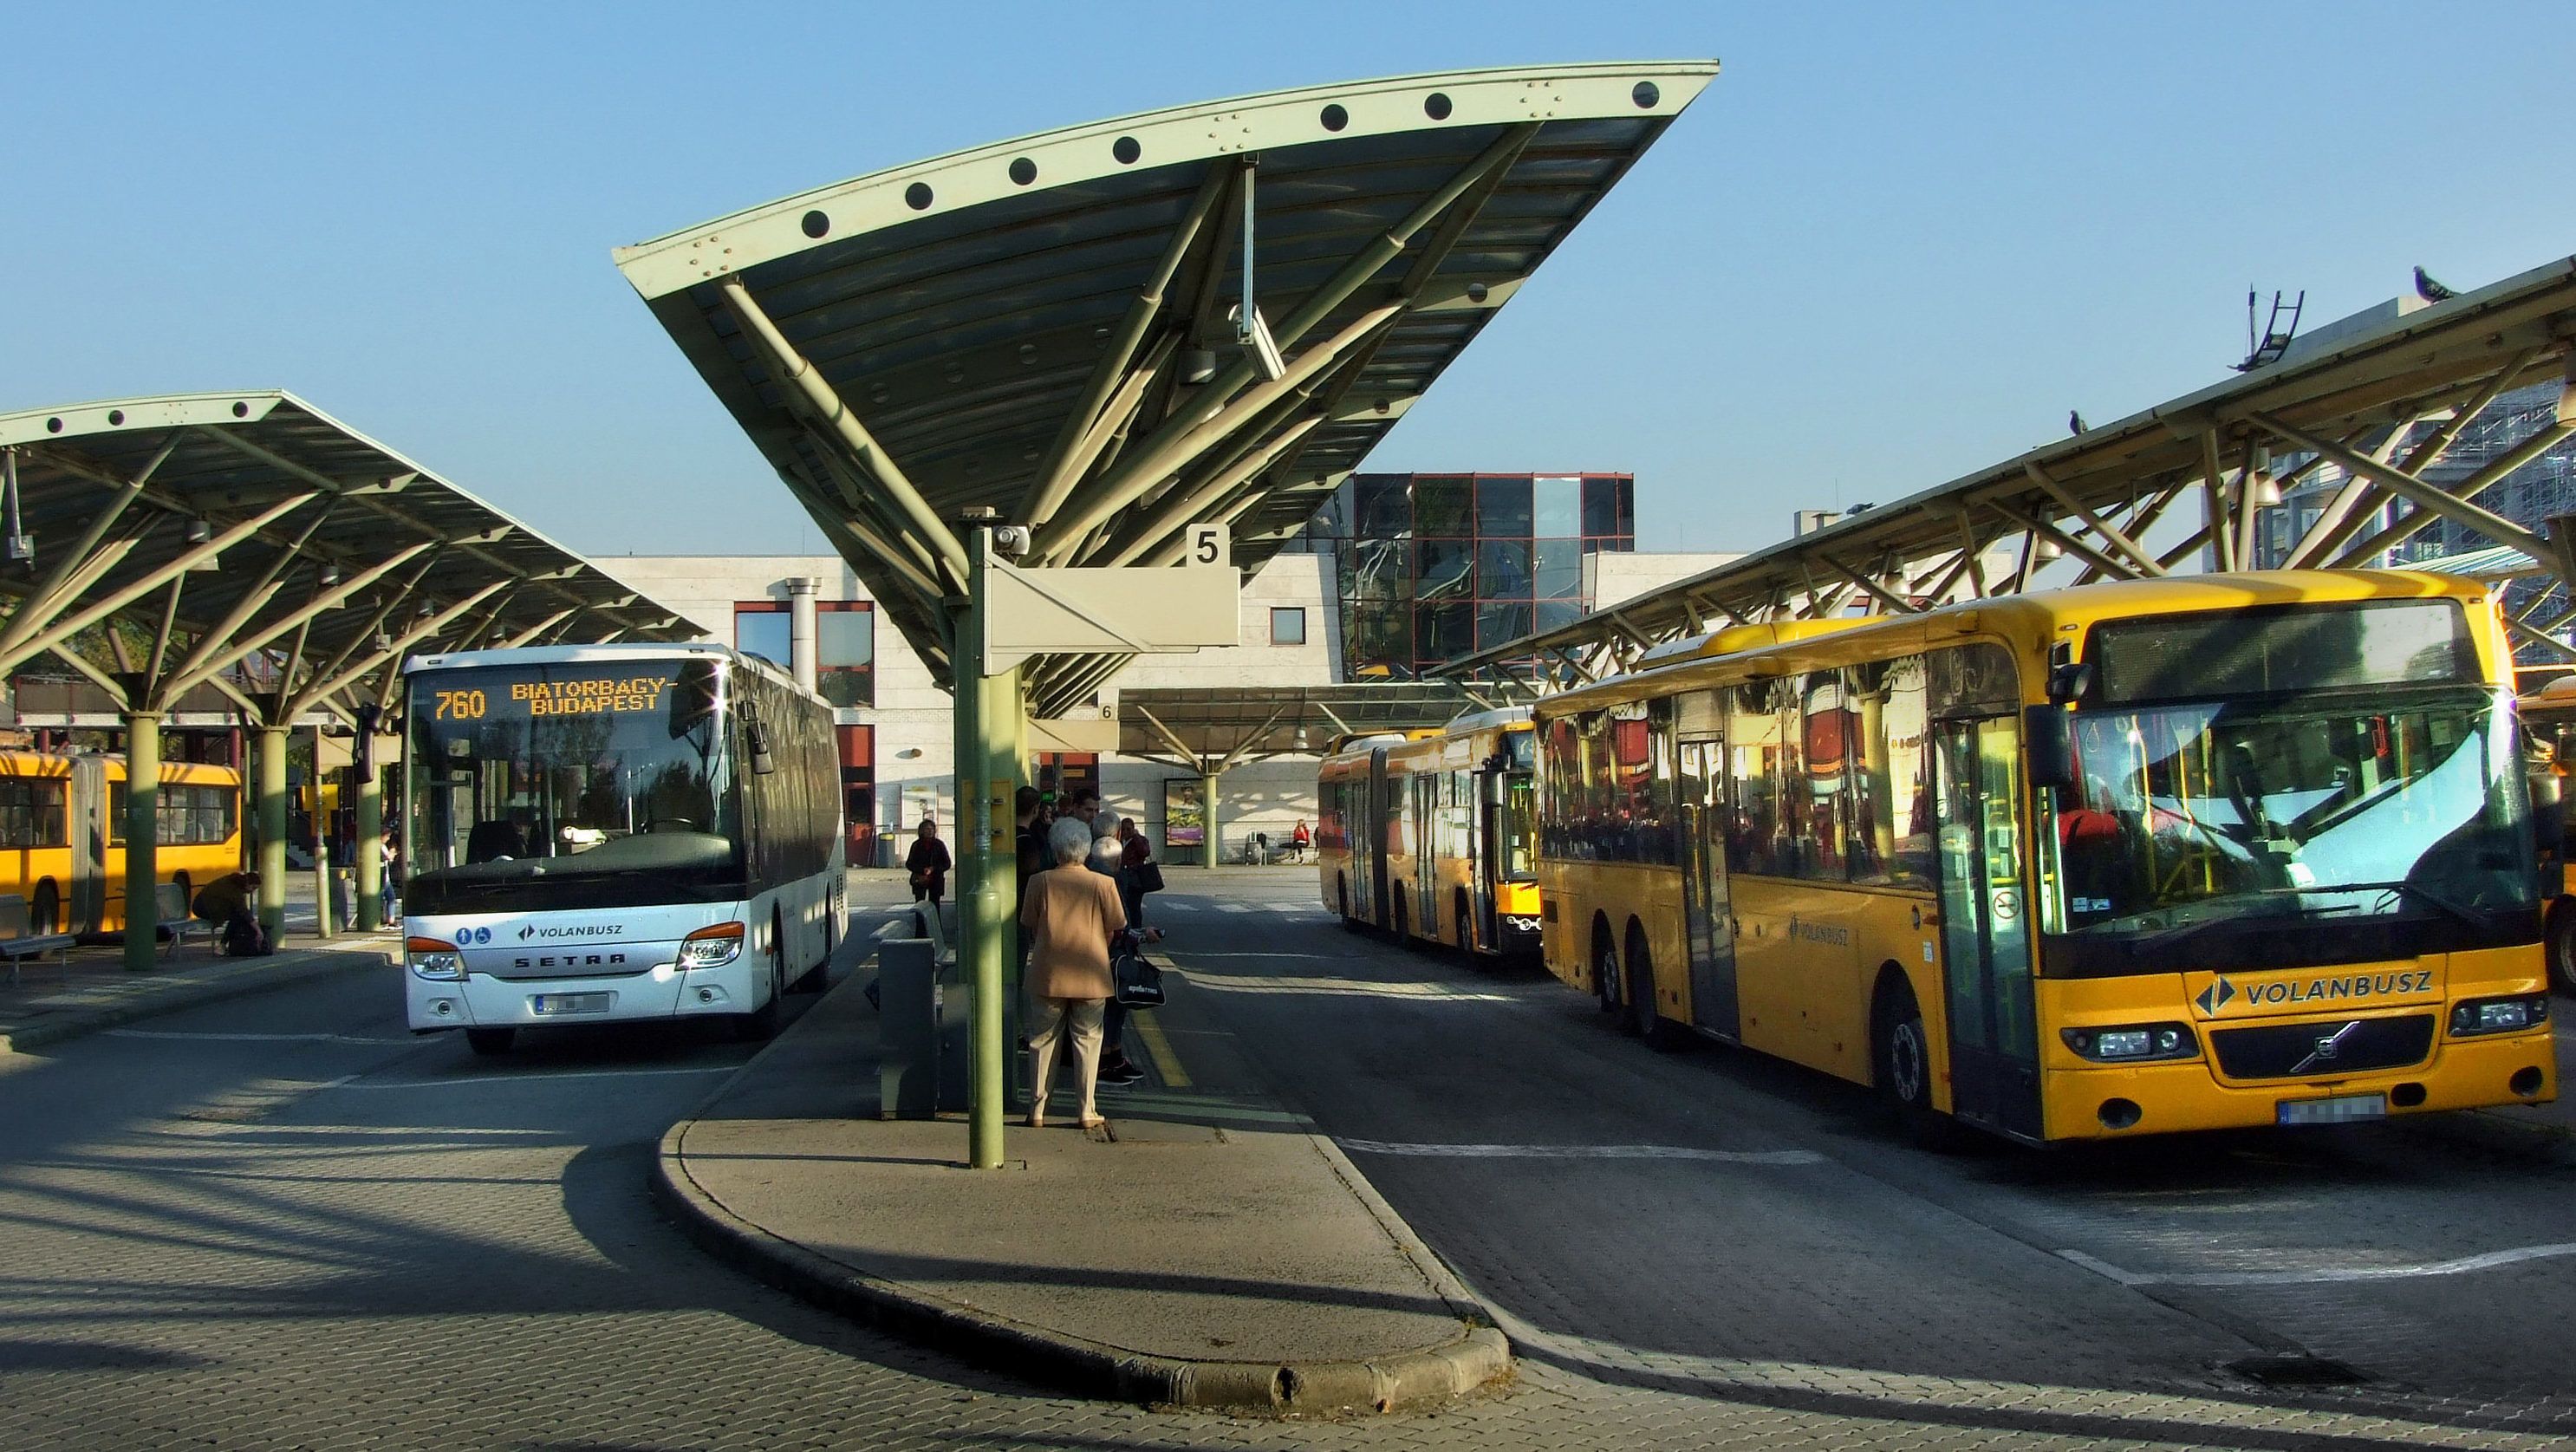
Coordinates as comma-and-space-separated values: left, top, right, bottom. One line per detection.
876, 936, 940, 1119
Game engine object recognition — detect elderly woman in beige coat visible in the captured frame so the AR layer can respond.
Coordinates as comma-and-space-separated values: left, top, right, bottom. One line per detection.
1019, 815, 1127, 1129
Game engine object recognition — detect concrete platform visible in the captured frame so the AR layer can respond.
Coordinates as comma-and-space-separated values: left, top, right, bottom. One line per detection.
654, 954, 1509, 1416
0, 930, 395, 1055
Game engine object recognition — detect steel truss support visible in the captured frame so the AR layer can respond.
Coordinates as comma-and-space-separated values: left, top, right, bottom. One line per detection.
1034, 125, 1538, 563
717, 277, 969, 587
2251, 413, 2555, 563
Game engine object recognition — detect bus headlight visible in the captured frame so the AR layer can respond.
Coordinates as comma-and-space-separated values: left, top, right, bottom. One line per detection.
407, 935, 465, 981
2061, 1022, 2196, 1062
2449, 994, 2549, 1037
679, 921, 745, 969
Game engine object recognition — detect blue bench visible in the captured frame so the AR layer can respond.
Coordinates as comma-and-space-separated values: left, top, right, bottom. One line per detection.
0, 892, 75, 988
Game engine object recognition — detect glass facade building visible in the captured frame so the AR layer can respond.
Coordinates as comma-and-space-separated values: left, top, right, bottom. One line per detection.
1288, 472, 1634, 679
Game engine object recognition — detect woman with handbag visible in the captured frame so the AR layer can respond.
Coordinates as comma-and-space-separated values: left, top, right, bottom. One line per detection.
1019, 816, 1125, 1130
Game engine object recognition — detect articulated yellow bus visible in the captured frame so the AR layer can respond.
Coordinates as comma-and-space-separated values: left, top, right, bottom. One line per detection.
1537, 570, 2554, 1143
0, 751, 244, 934
1317, 709, 1541, 958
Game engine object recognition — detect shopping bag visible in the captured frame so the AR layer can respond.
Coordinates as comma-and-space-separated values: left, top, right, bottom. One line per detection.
1111, 934, 1165, 1008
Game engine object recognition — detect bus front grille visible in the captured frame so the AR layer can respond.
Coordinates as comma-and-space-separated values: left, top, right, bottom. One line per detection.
2208, 1014, 2436, 1081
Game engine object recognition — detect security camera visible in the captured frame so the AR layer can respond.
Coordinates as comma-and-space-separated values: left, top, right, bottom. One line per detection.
992, 524, 1033, 557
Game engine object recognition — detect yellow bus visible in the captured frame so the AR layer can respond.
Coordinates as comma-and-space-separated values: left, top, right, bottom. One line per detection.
1317, 709, 1541, 959
0, 751, 244, 935
1536, 570, 2554, 1143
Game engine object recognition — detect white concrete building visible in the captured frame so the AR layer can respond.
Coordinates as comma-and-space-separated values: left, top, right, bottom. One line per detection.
597, 552, 1343, 865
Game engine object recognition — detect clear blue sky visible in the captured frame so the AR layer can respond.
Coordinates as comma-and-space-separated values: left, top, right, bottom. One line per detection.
5, 3, 2570, 558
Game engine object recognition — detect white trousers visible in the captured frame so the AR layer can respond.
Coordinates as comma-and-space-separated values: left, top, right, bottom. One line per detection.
1028, 996, 1107, 1123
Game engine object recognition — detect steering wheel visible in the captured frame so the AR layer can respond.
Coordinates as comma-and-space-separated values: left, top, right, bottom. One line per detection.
644, 816, 700, 833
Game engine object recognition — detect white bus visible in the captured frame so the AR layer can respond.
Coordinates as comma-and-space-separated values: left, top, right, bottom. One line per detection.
400, 643, 845, 1054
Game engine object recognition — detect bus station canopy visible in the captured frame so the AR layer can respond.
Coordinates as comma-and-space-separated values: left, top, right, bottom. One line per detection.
1440, 254, 2576, 689
0, 391, 688, 727
615, 62, 1717, 717
1117, 682, 1485, 773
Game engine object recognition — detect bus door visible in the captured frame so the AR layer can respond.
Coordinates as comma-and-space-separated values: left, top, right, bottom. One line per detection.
1409, 772, 1439, 934
69, 755, 107, 934
1367, 747, 1391, 929
1473, 768, 1503, 951
1931, 715, 2042, 1138
1677, 736, 1739, 1038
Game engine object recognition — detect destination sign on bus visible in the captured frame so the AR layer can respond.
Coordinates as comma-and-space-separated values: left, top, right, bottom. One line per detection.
511, 677, 671, 717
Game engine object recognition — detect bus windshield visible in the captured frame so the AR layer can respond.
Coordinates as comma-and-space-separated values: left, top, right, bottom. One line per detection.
2042, 687, 2534, 965
403, 661, 743, 914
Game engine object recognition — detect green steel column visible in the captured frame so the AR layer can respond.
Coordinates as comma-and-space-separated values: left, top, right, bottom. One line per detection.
310, 725, 335, 941
1200, 771, 1220, 869
953, 524, 1024, 1171
355, 730, 384, 931
980, 655, 1025, 1117
120, 713, 159, 973
257, 726, 289, 944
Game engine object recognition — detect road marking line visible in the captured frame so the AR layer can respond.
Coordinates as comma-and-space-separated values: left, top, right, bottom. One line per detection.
1168, 970, 1518, 1002
1339, 1138, 1826, 1165
105, 1030, 413, 1045
329, 1065, 740, 1090
1131, 1013, 1192, 1089
2057, 1240, 2576, 1287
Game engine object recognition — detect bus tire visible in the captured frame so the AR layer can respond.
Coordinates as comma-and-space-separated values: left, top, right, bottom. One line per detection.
2549, 902, 2576, 995
465, 1027, 515, 1056
1626, 923, 1681, 1048
1454, 892, 1475, 960
1872, 979, 1957, 1148
30, 881, 58, 936
1393, 895, 1409, 943
1337, 875, 1353, 928
1592, 919, 1623, 1021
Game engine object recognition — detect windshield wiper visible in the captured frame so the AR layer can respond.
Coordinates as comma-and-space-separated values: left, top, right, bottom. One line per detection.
2343, 879, 2490, 929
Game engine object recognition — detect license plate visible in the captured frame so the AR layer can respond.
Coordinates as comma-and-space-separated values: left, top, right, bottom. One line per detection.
2277, 1092, 2386, 1126
530, 993, 610, 1016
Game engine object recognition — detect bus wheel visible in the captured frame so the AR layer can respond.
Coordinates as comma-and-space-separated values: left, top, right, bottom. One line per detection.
1393, 896, 1408, 942
2550, 905, 2576, 995
1626, 926, 1677, 1047
465, 1028, 515, 1056
1873, 982, 1956, 1147
1592, 924, 1623, 1020
30, 882, 57, 936
1455, 896, 1476, 960
1337, 876, 1353, 927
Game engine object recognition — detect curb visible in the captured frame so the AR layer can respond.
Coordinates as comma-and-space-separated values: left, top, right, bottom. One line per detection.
651, 1123, 1507, 1415
649, 972, 1511, 1416
0, 946, 391, 1056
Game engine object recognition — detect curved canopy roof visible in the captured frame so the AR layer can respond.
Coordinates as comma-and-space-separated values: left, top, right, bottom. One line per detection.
616, 62, 1716, 713
0, 391, 687, 723
1441, 253, 2576, 687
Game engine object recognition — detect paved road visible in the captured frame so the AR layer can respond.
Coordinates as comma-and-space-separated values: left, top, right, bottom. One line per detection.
0, 870, 2569, 1449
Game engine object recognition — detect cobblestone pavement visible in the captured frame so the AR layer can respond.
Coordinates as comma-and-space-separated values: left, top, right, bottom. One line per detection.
0, 874, 2569, 1449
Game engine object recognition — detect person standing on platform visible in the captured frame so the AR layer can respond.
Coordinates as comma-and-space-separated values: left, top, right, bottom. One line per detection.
906, 817, 952, 935
1020, 816, 1123, 1130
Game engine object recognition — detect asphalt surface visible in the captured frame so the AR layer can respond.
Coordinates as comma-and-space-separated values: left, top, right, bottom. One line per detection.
0, 869, 2569, 1449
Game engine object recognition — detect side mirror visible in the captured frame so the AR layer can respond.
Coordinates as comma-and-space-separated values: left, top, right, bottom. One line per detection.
745, 718, 778, 777
2046, 661, 2097, 704
2531, 774, 2566, 855
2026, 704, 2078, 791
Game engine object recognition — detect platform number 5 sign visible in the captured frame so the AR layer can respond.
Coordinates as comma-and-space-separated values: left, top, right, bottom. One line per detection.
1187, 523, 1228, 570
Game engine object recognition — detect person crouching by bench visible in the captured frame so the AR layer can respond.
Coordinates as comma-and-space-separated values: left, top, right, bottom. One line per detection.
192, 871, 271, 957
